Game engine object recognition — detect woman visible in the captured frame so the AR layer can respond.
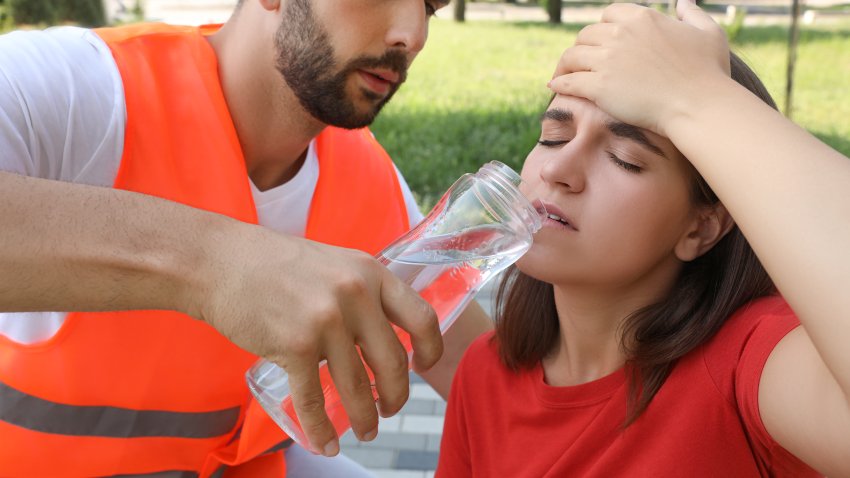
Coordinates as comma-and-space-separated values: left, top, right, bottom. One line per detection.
436, 0, 850, 476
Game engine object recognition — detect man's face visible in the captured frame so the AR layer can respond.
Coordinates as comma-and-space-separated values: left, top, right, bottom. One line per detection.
274, 0, 432, 129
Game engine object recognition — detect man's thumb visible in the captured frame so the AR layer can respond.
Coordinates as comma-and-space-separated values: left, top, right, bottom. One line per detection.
676, 0, 716, 30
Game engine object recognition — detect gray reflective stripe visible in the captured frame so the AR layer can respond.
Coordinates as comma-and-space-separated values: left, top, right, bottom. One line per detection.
103, 444, 285, 478
107, 467, 226, 478
264, 438, 294, 455
109, 472, 198, 478
0, 380, 240, 439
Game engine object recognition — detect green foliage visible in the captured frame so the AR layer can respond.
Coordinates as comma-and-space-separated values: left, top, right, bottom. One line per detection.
0, 0, 11, 30
9, 0, 55, 25
9, 0, 105, 27
57, 0, 106, 27
721, 6, 748, 43
372, 18, 850, 212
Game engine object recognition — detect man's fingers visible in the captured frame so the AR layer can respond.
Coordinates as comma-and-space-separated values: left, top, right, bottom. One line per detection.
287, 362, 339, 456
325, 334, 381, 442
379, 268, 441, 373
357, 317, 411, 418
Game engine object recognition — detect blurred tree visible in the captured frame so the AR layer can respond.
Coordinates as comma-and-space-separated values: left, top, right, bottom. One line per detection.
454, 0, 465, 22
9, 0, 105, 26
547, 0, 562, 24
785, 0, 803, 118
58, 0, 106, 26
9, 0, 57, 25
0, 0, 8, 26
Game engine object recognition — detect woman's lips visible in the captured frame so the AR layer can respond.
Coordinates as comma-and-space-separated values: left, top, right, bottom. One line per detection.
540, 202, 578, 231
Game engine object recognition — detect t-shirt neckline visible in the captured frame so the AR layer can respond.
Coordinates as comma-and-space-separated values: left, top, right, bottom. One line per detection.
530, 362, 627, 409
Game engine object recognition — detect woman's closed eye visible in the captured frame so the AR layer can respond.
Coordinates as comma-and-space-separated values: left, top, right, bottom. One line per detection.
537, 139, 570, 148
607, 152, 642, 173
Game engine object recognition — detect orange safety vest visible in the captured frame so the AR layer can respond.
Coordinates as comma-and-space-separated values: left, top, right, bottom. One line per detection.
0, 23, 409, 477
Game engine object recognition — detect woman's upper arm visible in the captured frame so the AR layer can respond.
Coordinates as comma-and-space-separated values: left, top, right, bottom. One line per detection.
759, 326, 850, 477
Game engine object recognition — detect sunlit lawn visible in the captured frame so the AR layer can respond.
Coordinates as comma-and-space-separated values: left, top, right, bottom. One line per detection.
372, 17, 850, 210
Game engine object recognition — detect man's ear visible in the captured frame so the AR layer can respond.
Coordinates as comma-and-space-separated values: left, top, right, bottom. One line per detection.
675, 203, 735, 262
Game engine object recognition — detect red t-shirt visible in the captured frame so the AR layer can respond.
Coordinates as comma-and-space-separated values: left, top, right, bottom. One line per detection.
437, 296, 821, 477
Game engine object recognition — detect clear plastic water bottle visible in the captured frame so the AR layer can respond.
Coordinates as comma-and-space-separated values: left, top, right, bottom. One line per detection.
246, 161, 545, 450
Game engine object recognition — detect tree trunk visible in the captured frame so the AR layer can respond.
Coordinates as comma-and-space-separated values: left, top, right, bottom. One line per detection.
454, 0, 465, 22
785, 0, 803, 118
547, 0, 562, 24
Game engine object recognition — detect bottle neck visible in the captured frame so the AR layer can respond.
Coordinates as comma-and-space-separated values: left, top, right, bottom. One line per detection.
476, 162, 544, 234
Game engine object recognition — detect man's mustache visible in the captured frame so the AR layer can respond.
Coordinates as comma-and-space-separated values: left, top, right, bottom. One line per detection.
345, 50, 409, 85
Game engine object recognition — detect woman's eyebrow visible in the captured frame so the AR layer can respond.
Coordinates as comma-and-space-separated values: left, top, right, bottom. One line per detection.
606, 121, 667, 159
541, 108, 573, 123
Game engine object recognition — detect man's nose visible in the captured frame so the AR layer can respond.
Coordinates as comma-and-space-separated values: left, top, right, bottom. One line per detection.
384, 1, 429, 55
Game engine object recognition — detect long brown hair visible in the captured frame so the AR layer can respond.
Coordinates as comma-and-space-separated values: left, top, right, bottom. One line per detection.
494, 53, 779, 425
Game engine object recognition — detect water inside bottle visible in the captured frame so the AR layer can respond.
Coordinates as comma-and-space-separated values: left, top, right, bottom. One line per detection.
379, 222, 530, 336
275, 223, 531, 448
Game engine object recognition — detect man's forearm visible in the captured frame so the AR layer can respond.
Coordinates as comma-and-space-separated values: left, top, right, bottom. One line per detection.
0, 171, 221, 316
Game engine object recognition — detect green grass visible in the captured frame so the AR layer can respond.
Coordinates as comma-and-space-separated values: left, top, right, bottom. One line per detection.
371, 17, 850, 210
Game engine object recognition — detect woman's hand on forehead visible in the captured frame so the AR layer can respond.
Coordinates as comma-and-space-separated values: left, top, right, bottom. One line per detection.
547, 0, 730, 138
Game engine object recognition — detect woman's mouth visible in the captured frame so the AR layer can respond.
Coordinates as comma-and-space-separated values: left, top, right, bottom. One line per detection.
540, 204, 578, 231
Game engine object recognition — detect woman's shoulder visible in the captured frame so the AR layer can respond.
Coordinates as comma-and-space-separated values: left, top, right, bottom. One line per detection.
462, 330, 499, 364
456, 330, 519, 381
706, 295, 799, 354
698, 295, 801, 399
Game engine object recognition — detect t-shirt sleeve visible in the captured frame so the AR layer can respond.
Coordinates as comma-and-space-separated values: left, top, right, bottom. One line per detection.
0, 26, 124, 185
392, 164, 425, 229
731, 297, 813, 472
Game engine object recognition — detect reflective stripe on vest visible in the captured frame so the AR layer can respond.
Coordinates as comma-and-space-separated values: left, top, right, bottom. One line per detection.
0, 22, 408, 478
0, 381, 239, 438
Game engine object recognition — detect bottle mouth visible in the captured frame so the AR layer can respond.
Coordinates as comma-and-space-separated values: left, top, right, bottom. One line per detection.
479, 161, 546, 233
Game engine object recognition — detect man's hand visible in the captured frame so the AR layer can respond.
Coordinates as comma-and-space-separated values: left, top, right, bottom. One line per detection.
0, 172, 441, 457
191, 220, 442, 456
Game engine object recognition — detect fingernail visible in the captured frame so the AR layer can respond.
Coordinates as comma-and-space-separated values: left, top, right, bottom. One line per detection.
323, 439, 339, 457
363, 426, 378, 442
547, 80, 552, 88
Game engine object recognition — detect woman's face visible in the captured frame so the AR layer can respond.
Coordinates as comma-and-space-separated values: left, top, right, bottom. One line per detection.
518, 95, 701, 293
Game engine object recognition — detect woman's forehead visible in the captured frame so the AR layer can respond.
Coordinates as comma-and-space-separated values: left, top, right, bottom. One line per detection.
546, 94, 677, 156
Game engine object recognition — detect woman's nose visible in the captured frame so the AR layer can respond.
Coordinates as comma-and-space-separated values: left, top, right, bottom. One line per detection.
539, 145, 588, 193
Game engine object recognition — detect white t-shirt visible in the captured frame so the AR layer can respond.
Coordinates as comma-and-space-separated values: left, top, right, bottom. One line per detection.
0, 26, 424, 344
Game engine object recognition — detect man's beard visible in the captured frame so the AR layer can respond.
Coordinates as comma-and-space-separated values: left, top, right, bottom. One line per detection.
274, 0, 408, 129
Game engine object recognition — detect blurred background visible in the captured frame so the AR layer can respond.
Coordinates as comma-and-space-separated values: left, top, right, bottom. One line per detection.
2, 0, 847, 213
2, 0, 846, 476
